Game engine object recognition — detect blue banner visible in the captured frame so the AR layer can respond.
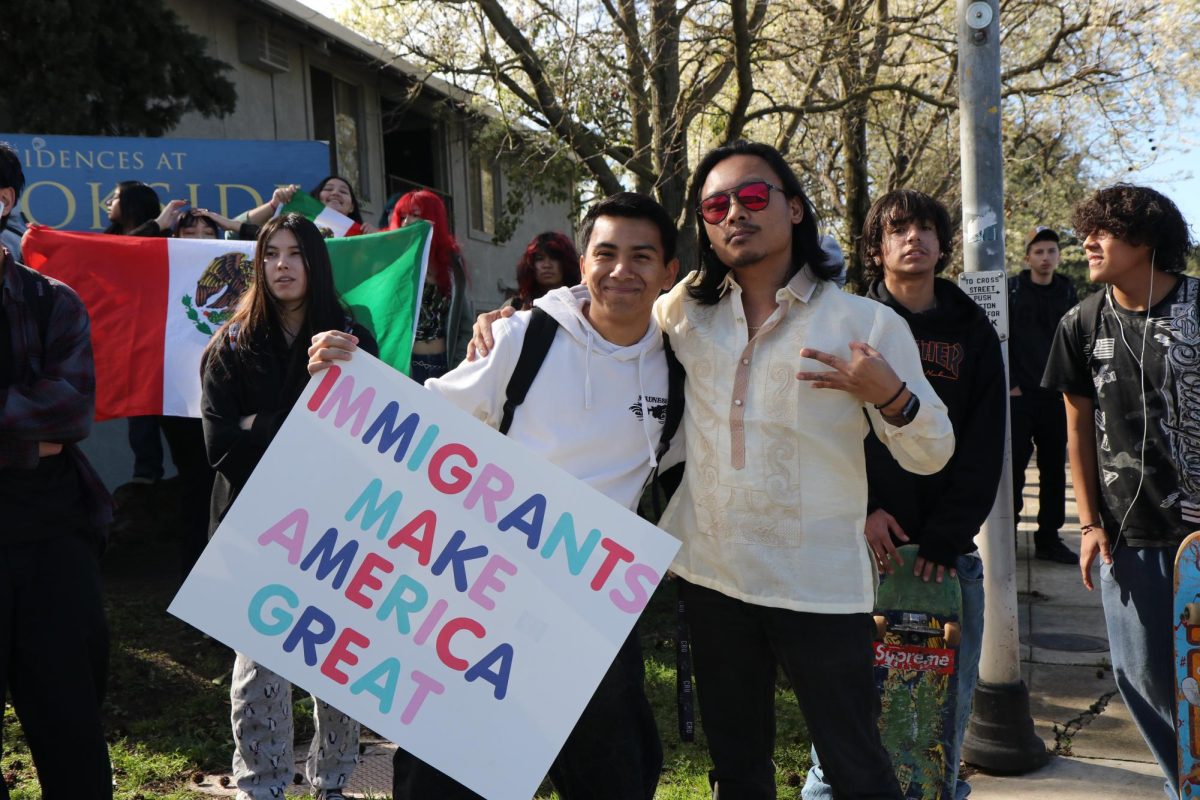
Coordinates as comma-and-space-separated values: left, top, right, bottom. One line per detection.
0, 134, 331, 230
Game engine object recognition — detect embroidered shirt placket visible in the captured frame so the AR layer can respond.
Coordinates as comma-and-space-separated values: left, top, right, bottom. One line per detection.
729, 289, 788, 470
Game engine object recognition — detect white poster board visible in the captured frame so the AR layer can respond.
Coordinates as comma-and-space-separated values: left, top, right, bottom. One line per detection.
958, 269, 1010, 341
169, 352, 681, 800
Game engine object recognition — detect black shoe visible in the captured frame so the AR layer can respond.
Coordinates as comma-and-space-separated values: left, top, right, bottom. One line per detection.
1035, 539, 1078, 564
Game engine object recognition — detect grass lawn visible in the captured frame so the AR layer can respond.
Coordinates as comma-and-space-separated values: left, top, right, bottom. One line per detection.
1, 493, 813, 798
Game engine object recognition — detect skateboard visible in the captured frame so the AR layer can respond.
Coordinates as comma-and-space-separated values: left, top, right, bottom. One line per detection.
872, 544, 962, 800
1173, 531, 1200, 797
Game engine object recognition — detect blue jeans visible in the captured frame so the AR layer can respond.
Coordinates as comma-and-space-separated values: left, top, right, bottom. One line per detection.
804, 553, 984, 800
1100, 545, 1178, 800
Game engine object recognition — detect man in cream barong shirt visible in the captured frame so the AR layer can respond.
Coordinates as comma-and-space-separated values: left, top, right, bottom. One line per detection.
656, 141, 954, 800
465, 141, 953, 799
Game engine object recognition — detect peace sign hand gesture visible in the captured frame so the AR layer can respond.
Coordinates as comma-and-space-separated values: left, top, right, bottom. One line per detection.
796, 341, 905, 408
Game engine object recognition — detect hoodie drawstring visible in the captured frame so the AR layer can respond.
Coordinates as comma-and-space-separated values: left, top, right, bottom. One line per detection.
584, 328, 594, 410
636, 349, 658, 468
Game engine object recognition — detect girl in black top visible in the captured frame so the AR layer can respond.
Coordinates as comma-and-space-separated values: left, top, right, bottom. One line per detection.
200, 213, 376, 799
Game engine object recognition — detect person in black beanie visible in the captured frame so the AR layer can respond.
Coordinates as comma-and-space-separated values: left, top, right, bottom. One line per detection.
1009, 226, 1078, 563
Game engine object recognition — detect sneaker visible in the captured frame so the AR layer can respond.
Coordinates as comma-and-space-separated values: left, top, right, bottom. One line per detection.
1035, 539, 1078, 564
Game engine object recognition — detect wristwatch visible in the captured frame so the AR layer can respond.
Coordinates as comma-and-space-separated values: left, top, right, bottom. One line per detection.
883, 392, 920, 427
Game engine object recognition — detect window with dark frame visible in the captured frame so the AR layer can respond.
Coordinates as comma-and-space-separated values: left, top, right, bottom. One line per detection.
311, 66, 367, 200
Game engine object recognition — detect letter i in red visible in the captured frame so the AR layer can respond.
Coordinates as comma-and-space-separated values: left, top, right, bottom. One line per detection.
307, 365, 342, 412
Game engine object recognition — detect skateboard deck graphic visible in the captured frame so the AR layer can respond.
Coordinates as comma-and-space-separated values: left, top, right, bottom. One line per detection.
873, 544, 962, 800
1173, 531, 1200, 797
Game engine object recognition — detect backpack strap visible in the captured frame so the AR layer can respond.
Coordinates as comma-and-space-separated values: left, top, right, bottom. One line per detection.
1077, 290, 1104, 361
656, 331, 685, 461
499, 307, 560, 435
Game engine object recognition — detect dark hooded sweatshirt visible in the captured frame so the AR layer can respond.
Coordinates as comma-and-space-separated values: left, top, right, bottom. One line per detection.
865, 277, 1007, 567
1007, 269, 1077, 393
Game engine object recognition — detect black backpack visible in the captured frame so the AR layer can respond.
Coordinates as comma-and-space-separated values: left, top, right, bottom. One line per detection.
499, 307, 684, 460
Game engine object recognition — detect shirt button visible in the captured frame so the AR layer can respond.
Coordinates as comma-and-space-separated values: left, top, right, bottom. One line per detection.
734, 399, 743, 406
742, 358, 750, 365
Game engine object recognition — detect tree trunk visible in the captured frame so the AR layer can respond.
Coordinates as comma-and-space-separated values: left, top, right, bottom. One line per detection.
842, 99, 871, 294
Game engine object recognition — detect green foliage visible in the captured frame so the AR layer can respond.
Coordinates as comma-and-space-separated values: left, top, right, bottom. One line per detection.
0, 0, 236, 136
469, 116, 581, 245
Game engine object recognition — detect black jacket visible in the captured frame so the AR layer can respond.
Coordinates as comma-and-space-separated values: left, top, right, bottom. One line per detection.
201, 318, 378, 536
865, 277, 1007, 567
1008, 270, 1077, 393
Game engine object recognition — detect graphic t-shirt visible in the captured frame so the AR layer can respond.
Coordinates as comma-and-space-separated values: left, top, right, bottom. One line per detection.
1043, 275, 1200, 546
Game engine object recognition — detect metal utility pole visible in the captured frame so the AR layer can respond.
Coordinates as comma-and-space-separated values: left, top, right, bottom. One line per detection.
956, 0, 1049, 774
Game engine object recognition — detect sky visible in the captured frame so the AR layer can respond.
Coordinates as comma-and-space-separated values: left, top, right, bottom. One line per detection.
1125, 117, 1200, 234
296, 0, 1200, 231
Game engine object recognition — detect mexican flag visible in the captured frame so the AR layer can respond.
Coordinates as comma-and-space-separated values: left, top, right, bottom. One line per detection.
280, 190, 363, 237
22, 223, 430, 422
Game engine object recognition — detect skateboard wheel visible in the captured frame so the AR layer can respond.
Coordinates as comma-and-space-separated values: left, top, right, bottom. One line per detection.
944, 622, 961, 647
873, 615, 887, 640
1188, 603, 1200, 626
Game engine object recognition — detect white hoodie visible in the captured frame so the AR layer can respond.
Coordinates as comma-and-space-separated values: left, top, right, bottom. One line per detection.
424, 285, 676, 512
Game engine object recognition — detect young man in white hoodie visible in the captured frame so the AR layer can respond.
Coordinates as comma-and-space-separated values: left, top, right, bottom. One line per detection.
308, 191, 680, 800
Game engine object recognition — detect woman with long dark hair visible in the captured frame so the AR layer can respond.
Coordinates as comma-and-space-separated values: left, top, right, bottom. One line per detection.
389, 189, 473, 381
201, 213, 376, 800
312, 174, 376, 232
105, 180, 186, 237
511, 231, 580, 310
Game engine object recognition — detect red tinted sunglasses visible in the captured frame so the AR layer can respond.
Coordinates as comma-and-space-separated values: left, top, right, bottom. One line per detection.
697, 181, 784, 224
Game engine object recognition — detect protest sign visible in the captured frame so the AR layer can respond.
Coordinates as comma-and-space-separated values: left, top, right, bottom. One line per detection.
169, 351, 681, 800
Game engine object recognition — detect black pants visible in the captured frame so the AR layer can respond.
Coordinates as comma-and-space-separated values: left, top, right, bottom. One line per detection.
127, 415, 163, 481
680, 580, 901, 800
0, 533, 111, 799
392, 628, 662, 799
1010, 389, 1067, 544
159, 416, 215, 575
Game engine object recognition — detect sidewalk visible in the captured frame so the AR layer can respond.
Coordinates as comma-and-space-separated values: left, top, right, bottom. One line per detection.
192, 466, 1166, 799
967, 463, 1166, 799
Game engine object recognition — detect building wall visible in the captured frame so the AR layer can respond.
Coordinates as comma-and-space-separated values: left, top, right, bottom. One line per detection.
80, 0, 577, 495
163, 0, 574, 316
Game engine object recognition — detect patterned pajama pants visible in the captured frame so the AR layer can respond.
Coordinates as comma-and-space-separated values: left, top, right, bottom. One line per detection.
231, 652, 360, 799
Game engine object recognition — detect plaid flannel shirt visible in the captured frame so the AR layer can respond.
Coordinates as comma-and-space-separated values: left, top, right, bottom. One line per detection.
1, 246, 113, 537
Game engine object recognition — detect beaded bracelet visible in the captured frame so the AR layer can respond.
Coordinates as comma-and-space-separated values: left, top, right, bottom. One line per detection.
874, 381, 907, 410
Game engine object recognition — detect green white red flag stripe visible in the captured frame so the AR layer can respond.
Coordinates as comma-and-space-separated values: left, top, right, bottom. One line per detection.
280, 191, 364, 237
23, 223, 429, 421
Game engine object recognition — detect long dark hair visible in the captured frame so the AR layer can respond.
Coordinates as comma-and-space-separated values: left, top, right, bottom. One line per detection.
311, 175, 364, 224
515, 231, 580, 308
203, 213, 348, 372
105, 181, 161, 234
687, 140, 834, 305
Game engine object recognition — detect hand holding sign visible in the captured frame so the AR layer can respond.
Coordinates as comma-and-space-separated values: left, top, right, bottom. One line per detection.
170, 352, 680, 800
